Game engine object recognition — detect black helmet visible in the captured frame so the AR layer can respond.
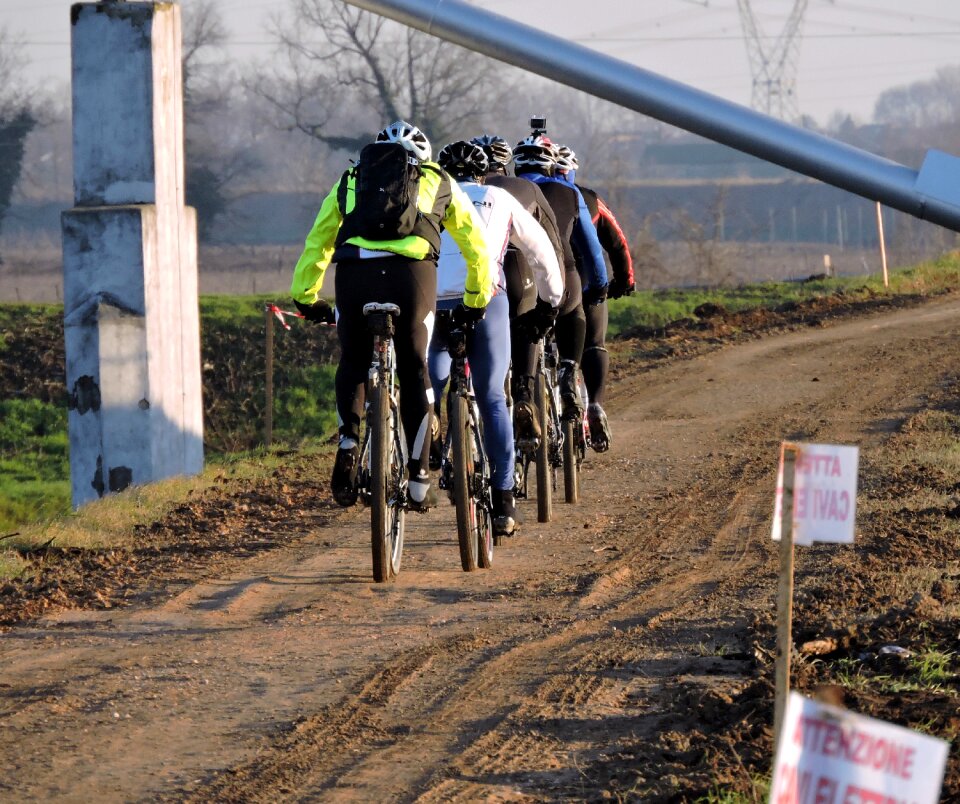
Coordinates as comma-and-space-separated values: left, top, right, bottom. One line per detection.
470, 134, 513, 170
438, 140, 489, 180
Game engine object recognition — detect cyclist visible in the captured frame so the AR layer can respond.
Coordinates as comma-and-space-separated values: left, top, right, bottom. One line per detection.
429, 140, 563, 537
512, 134, 608, 420
290, 121, 493, 513
555, 144, 635, 452
470, 134, 564, 444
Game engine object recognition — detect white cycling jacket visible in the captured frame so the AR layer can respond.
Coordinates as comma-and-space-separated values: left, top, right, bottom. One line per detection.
436, 180, 564, 307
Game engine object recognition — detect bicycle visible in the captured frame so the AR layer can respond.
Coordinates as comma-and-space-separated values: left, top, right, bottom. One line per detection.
514, 333, 559, 522
435, 311, 494, 571
356, 302, 407, 583
559, 359, 588, 505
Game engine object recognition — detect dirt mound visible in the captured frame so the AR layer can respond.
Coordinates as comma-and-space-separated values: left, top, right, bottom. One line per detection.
0, 460, 336, 629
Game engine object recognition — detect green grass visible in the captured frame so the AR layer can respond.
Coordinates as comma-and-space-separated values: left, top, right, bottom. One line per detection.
607, 251, 960, 336
830, 649, 959, 697
4, 253, 960, 536
0, 398, 71, 535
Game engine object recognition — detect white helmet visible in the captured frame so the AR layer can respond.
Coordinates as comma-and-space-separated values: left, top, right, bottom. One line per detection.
376, 120, 432, 161
512, 135, 557, 171
555, 144, 579, 173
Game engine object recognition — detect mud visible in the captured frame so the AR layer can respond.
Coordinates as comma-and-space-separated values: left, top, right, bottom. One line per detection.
2, 294, 960, 801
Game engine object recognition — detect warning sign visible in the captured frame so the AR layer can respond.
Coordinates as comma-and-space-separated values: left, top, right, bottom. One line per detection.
772, 443, 859, 546
770, 692, 949, 804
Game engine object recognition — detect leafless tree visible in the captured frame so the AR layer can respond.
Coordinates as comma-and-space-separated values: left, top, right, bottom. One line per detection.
0, 29, 37, 246
251, 0, 508, 153
181, 1, 260, 240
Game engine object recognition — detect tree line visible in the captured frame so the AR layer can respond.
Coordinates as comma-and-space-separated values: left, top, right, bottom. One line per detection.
3, 0, 960, 248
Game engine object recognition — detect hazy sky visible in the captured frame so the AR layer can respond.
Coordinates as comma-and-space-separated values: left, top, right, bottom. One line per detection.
7, 0, 960, 125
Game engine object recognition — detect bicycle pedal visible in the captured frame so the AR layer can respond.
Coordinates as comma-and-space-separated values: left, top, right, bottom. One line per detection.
516, 436, 541, 451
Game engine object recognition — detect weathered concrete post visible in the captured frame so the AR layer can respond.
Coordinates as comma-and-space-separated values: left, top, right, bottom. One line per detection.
62, 1, 203, 507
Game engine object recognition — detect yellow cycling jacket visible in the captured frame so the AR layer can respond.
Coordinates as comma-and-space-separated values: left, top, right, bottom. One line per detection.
291, 162, 494, 309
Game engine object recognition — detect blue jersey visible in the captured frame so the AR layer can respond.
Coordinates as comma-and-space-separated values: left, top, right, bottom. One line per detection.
526, 173, 608, 292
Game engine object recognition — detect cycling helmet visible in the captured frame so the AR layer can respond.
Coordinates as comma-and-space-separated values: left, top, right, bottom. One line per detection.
555, 144, 579, 173
376, 120, 432, 161
470, 134, 513, 170
512, 134, 557, 171
437, 140, 489, 180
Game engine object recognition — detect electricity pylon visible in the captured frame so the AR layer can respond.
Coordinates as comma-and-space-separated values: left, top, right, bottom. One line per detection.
737, 0, 809, 121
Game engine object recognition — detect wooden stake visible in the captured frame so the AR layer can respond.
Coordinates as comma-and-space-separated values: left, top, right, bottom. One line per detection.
876, 201, 889, 288
265, 306, 274, 448
774, 443, 798, 749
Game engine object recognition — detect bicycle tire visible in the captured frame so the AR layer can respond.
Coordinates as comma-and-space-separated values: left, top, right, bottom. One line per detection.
371, 382, 403, 582
451, 392, 479, 572
562, 416, 580, 504
534, 370, 552, 523
473, 413, 494, 568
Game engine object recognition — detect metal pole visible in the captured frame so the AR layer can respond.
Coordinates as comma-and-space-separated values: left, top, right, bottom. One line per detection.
774, 443, 798, 749
876, 202, 890, 288
343, 0, 960, 232
265, 306, 274, 447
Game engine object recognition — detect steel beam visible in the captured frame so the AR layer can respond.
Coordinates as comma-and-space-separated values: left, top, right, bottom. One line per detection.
343, 0, 960, 232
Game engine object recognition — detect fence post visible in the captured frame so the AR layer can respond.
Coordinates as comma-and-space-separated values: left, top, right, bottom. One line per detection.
265, 306, 274, 447
774, 444, 798, 749
876, 201, 889, 288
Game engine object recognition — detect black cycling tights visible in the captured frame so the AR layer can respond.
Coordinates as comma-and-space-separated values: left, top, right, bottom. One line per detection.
582, 301, 609, 406
334, 257, 436, 477
555, 268, 585, 366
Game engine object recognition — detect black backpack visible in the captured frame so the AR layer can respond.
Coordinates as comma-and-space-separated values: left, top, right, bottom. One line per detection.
337, 142, 424, 242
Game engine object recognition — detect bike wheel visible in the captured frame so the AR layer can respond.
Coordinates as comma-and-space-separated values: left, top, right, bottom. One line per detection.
473, 418, 494, 567
562, 416, 580, 504
370, 383, 404, 582
451, 393, 479, 571
534, 371, 552, 523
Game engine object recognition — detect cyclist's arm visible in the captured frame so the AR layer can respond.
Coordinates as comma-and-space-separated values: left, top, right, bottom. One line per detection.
443, 180, 495, 309
530, 184, 565, 267
571, 187, 609, 292
509, 200, 563, 308
290, 180, 343, 305
594, 195, 634, 288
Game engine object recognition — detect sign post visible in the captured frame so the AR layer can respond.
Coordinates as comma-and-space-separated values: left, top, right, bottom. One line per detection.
774, 443, 798, 746
772, 442, 860, 747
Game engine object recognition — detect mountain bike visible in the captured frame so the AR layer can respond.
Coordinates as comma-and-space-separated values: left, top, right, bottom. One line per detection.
435, 311, 494, 571
356, 302, 407, 583
560, 368, 588, 505
514, 335, 560, 523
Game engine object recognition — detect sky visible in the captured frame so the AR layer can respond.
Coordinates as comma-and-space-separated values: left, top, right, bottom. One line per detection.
5, 0, 960, 126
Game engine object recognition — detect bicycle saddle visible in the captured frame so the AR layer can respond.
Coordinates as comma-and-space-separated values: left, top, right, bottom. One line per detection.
363, 302, 401, 318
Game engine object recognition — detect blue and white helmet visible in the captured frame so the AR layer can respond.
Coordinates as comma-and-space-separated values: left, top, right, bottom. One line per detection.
376, 120, 432, 161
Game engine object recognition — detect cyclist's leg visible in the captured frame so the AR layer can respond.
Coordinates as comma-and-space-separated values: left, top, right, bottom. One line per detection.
582, 301, 609, 405
331, 260, 377, 504
582, 301, 612, 450
428, 303, 454, 469
467, 294, 517, 533
390, 259, 438, 506
554, 270, 586, 417
505, 250, 541, 442
427, 319, 452, 418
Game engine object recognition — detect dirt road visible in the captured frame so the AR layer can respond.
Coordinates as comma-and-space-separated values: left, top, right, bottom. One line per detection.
3, 296, 960, 801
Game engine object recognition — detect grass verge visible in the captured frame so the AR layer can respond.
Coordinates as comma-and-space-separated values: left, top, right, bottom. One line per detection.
607, 251, 960, 335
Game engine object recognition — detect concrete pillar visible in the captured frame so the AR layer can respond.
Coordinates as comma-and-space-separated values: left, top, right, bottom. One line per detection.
61, 1, 203, 507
